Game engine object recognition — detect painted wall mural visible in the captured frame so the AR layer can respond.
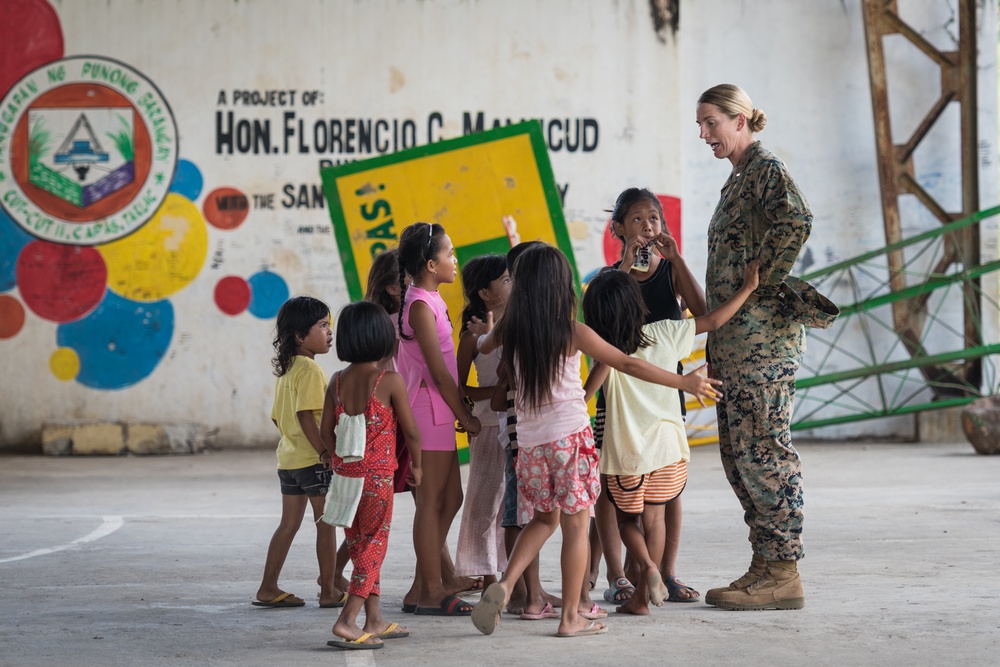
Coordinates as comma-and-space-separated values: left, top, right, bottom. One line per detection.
0, 4, 289, 390
0, 0, 994, 447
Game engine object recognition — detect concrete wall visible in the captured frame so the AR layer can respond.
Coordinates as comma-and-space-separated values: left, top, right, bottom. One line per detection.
1, 0, 996, 449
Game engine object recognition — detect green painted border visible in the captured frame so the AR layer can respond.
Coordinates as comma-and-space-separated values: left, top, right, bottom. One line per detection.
319, 120, 576, 302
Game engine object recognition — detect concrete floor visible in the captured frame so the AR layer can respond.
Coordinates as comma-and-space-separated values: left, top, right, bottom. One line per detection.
0, 440, 997, 666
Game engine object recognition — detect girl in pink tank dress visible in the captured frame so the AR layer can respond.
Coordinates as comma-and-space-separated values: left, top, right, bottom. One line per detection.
469, 244, 723, 639
395, 222, 482, 617
320, 301, 422, 650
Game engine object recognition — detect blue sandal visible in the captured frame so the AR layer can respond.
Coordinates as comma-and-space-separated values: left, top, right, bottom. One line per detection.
603, 577, 635, 603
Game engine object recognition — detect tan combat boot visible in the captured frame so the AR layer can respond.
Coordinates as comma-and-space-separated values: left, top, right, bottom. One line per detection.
713, 559, 804, 610
704, 552, 766, 606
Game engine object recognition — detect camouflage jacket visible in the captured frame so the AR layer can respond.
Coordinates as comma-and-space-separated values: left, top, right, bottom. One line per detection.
705, 141, 812, 383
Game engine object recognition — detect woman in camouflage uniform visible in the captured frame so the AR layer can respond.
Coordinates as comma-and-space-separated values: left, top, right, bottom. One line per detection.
696, 84, 810, 611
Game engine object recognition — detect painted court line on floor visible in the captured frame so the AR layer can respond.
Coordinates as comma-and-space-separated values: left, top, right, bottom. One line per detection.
0, 515, 124, 564
345, 650, 377, 666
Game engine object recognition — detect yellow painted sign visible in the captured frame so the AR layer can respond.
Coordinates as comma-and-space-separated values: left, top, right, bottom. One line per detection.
321, 121, 577, 461
321, 120, 576, 318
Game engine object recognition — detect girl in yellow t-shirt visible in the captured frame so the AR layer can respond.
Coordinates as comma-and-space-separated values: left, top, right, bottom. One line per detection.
254, 295, 345, 609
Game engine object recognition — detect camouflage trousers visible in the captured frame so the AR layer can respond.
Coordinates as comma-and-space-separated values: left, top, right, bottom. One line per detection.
715, 377, 804, 561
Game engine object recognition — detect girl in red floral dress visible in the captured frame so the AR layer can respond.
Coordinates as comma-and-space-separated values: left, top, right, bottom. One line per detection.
320, 301, 422, 650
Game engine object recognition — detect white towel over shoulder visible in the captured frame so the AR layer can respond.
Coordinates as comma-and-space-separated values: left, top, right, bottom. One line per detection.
334, 412, 366, 462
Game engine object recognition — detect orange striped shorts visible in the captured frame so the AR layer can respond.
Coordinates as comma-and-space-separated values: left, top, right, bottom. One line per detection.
606, 460, 687, 515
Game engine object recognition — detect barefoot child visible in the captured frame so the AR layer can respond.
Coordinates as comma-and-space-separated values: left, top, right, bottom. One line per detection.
469, 245, 723, 638
254, 296, 343, 609
320, 301, 423, 650
595, 187, 710, 605
582, 261, 759, 614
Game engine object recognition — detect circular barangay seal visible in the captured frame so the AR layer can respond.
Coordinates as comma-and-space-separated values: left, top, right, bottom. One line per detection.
0, 55, 178, 245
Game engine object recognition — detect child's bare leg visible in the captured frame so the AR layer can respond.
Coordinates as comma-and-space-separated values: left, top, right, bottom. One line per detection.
615, 503, 665, 614
576, 536, 598, 613
414, 451, 470, 610
440, 543, 477, 593
439, 454, 480, 595
494, 509, 559, 604
588, 517, 601, 591
360, 594, 406, 637
317, 540, 350, 593
503, 525, 527, 613
659, 496, 699, 599
439, 456, 480, 595
402, 489, 420, 608
413, 452, 448, 607
403, 564, 420, 609
558, 509, 605, 636
256, 494, 307, 603
308, 495, 342, 606
595, 485, 631, 600
334, 540, 350, 592
331, 595, 367, 640
520, 553, 556, 615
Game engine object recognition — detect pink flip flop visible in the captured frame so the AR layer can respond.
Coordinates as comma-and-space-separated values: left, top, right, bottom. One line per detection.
580, 603, 608, 620
519, 602, 560, 620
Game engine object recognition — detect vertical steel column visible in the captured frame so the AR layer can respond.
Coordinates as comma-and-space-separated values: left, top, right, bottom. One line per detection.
861, 0, 982, 394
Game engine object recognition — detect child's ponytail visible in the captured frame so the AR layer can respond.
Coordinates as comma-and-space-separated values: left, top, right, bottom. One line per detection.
398, 258, 411, 341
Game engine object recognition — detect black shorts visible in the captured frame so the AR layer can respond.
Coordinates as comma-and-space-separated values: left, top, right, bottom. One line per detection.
277, 463, 330, 496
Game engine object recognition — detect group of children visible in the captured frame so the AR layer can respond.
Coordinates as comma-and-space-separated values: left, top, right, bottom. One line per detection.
253, 188, 761, 647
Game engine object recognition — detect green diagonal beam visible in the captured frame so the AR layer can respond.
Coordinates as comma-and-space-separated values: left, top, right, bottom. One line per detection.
801, 205, 1000, 282
796, 342, 1000, 389
834, 258, 1000, 317
792, 396, 981, 430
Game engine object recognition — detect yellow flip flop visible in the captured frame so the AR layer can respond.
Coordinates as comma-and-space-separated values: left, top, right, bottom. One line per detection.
378, 622, 409, 639
326, 632, 383, 650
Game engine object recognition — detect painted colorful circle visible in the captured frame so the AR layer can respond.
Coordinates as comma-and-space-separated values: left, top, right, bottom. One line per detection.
0, 295, 26, 339
0, 55, 178, 245
99, 193, 208, 302
0, 208, 35, 292
49, 346, 80, 381
202, 186, 250, 230
56, 291, 174, 389
16, 240, 107, 323
0, 0, 64, 99
215, 275, 251, 316
169, 158, 204, 201
247, 271, 289, 319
